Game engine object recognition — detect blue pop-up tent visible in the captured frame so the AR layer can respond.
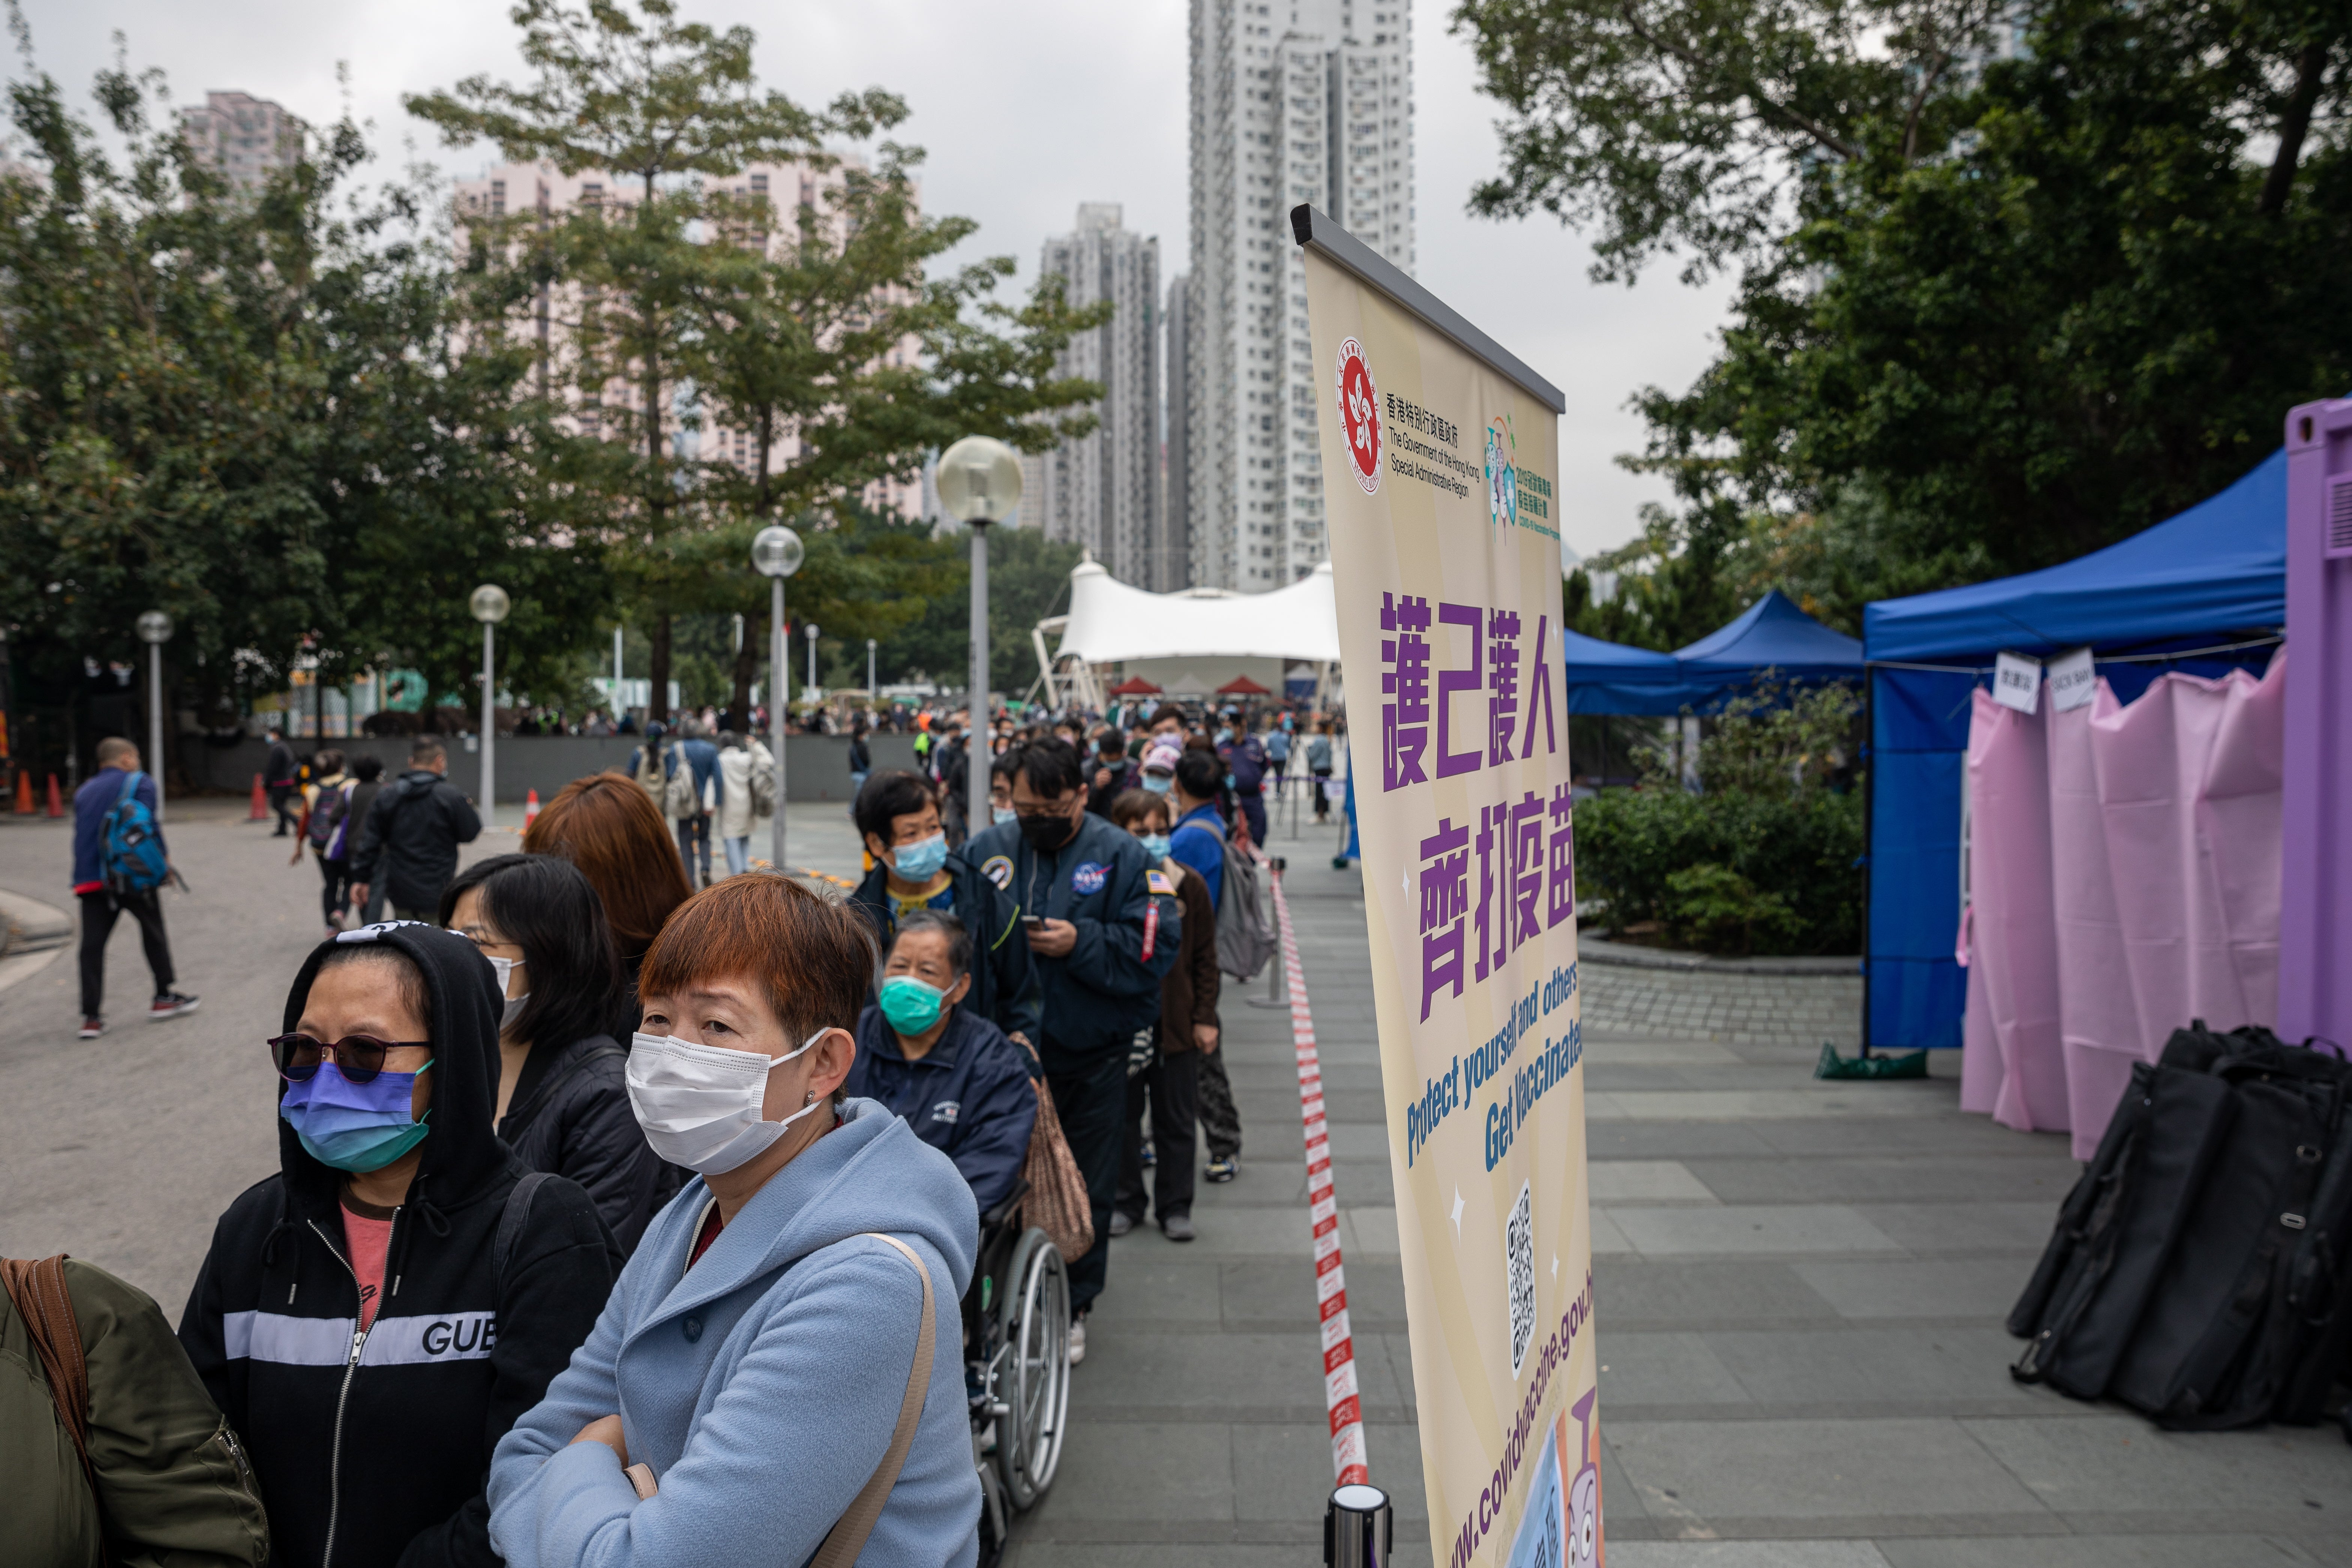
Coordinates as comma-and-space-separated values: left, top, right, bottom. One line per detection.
1860, 450, 2288, 1049
1562, 589, 1863, 715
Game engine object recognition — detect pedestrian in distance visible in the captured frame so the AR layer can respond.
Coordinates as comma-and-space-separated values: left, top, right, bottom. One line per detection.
850, 769, 1037, 1046
1085, 729, 1135, 820
520, 772, 694, 1019
1108, 788, 1220, 1243
178, 922, 621, 1568
485, 875, 983, 1568
847, 910, 1039, 1217
714, 730, 774, 878
1220, 725, 1270, 850
346, 755, 389, 925
961, 739, 1178, 1363
441, 853, 680, 1256
348, 736, 483, 922
263, 725, 300, 837
293, 748, 356, 935
1307, 718, 1336, 823
3, 1252, 270, 1565
661, 720, 723, 889
848, 719, 872, 803
72, 736, 199, 1041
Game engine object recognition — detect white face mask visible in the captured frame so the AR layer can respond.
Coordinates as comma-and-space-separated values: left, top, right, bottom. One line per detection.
485, 953, 526, 997
625, 1027, 829, 1174
501, 994, 530, 1031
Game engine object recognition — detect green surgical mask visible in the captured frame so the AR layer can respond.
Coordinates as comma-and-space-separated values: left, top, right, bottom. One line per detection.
878, 975, 947, 1036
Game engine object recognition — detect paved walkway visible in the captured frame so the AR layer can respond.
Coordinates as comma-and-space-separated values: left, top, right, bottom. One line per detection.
5, 797, 2347, 1566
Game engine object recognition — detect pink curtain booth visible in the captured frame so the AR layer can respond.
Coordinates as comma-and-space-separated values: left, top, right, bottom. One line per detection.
1958, 655, 2286, 1156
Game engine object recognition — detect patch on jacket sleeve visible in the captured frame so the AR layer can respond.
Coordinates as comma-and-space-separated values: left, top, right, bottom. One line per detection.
1146, 869, 1176, 897
979, 854, 1014, 889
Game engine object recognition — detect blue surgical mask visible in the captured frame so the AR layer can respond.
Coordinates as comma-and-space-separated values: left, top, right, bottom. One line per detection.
890, 832, 949, 882
993, 805, 1018, 825
280, 1059, 435, 1173
1142, 774, 1172, 795
1138, 832, 1172, 863
878, 974, 947, 1035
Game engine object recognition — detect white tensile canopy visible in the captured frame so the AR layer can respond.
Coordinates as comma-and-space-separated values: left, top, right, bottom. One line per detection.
1052, 558, 1341, 664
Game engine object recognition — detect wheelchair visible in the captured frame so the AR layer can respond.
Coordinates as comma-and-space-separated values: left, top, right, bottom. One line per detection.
967, 1181, 1071, 1564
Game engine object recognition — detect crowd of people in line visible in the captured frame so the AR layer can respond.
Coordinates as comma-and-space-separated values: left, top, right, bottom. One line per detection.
21, 700, 1346, 1568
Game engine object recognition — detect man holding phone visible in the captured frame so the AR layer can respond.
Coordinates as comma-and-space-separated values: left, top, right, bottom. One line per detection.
961, 738, 1178, 1361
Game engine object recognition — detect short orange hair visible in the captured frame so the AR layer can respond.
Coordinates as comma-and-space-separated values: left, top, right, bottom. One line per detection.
640, 875, 877, 1042
522, 772, 693, 958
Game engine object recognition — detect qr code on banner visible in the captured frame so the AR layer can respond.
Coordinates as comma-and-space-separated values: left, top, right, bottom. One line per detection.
1507, 1180, 1536, 1378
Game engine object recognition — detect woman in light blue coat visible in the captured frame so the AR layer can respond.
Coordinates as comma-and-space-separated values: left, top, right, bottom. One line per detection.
488, 875, 981, 1568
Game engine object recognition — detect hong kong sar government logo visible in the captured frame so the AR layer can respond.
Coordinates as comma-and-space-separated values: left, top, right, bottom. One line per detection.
1486, 415, 1519, 529
1335, 337, 1382, 494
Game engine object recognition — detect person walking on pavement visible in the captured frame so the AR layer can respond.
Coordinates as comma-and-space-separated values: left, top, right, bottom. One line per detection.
349, 736, 483, 922
961, 738, 1177, 1363
1307, 718, 1336, 823
715, 730, 773, 877
847, 720, 872, 803
262, 726, 300, 837
72, 737, 199, 1041
664, 720, 722, 888
850, 770, 1037, 1045
294, 748, 356, 935
1220, 724, 1270, 850
1108, 789, 1219, 1243
346, 756, 389, 925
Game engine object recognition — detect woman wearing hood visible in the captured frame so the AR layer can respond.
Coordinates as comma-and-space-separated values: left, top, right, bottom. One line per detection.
178, 922, 622, 1568
487, 873, 982, 1568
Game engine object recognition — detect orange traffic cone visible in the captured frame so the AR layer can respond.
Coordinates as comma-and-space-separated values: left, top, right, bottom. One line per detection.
12, 770, 31, 815
523, 788, 541, 830
249, 773, 268, 821
45, 774, 64, 818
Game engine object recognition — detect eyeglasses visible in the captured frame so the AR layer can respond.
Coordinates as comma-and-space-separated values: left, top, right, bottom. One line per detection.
268, 1033, 432, 1084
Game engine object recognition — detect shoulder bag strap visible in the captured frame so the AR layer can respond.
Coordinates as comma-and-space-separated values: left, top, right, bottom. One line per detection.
1, 1255, 102, 1507
809, 1233, 935, 1568
492, 1171, 556, 1302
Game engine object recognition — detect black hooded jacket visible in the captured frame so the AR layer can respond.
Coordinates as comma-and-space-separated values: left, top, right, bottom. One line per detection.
349, 769, 482, 912
178, 922, 620, 1568
496, 1030, 682, 1256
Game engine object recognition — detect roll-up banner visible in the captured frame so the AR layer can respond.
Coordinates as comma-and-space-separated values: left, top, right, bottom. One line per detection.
1294, 205, 1600, 1568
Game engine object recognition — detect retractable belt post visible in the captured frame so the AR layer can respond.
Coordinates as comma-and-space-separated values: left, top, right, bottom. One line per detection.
1247, 856, 1291, 1009
1324, 1483, 1393, 1568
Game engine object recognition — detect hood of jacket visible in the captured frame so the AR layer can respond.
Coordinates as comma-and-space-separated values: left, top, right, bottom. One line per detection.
277, 919, 511, 1214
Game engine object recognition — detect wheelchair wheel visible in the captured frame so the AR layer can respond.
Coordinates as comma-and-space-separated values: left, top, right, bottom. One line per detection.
995, 1226, 1070, 1509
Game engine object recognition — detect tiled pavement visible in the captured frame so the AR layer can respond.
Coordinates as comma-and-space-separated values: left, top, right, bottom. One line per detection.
7, 799, 2347, 1566
1002, 838, 2352, 1565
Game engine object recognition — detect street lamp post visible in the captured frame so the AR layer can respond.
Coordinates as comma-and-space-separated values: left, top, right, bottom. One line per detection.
751, 525, 805, 874
470, 585, 510, 821
866, 638, 877, 701
136, 612, 173, 823
935, 436, 1024, 834
804, 622, 821, 703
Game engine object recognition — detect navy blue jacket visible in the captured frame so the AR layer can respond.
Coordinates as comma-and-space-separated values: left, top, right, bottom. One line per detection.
72, 768, 163, 892
959, 812, 1178, 1066
846, 1006, 1038, 1218
850, 857, 1040, 1043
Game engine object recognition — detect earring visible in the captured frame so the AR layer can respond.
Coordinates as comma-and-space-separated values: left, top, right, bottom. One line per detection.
803, 1089, 816, 1106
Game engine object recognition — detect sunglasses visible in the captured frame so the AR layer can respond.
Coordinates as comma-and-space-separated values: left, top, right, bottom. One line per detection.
268, 1033, 432, 1084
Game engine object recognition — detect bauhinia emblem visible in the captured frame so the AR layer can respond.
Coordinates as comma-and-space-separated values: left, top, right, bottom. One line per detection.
1334, 336, 1382, 494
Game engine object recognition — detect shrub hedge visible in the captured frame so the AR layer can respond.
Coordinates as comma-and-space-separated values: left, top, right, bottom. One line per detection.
1572, 785, 1865, 956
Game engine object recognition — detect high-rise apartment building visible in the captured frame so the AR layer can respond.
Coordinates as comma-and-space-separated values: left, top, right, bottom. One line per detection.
1187, 0, 1414, 589
180, 92, 305, 190
1164, 274, 1193, 592
1022, 205, 1162, 585
450, 159, 925, 520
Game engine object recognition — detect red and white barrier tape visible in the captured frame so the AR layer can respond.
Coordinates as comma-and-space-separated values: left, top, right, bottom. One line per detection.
1268, 865, 1370, 1486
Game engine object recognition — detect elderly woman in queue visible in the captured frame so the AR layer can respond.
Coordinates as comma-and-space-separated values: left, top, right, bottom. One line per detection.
440, 853, 678, 1256
487, 875, 981, 1568
179, 922, 619, 1568
846, 909, 1038, 1217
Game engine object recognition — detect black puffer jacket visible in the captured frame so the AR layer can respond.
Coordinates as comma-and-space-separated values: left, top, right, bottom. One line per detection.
496, 1032, 681, 1256
178, 922, 621, 1568
349, 769, 482, 912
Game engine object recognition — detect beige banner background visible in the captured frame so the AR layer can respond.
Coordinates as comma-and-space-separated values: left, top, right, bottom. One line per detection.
1304, 247, 1601, 1568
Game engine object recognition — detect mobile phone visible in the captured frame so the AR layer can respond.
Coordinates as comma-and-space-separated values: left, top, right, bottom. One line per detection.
1021, 914, 1046, 929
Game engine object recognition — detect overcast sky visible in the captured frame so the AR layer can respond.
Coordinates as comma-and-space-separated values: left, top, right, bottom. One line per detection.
16, 0, 1732, 563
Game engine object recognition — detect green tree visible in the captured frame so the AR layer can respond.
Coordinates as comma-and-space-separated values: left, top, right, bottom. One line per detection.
878, 525, 1086, 699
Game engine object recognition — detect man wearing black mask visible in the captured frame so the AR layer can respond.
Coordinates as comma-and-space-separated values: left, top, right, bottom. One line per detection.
961, 738, 1177, 1363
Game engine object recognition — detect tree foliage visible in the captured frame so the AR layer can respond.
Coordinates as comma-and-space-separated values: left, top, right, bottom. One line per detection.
1469, 0, 2352, 639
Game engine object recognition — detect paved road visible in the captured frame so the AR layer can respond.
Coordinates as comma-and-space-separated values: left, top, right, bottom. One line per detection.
6, 790, 2349, 1567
